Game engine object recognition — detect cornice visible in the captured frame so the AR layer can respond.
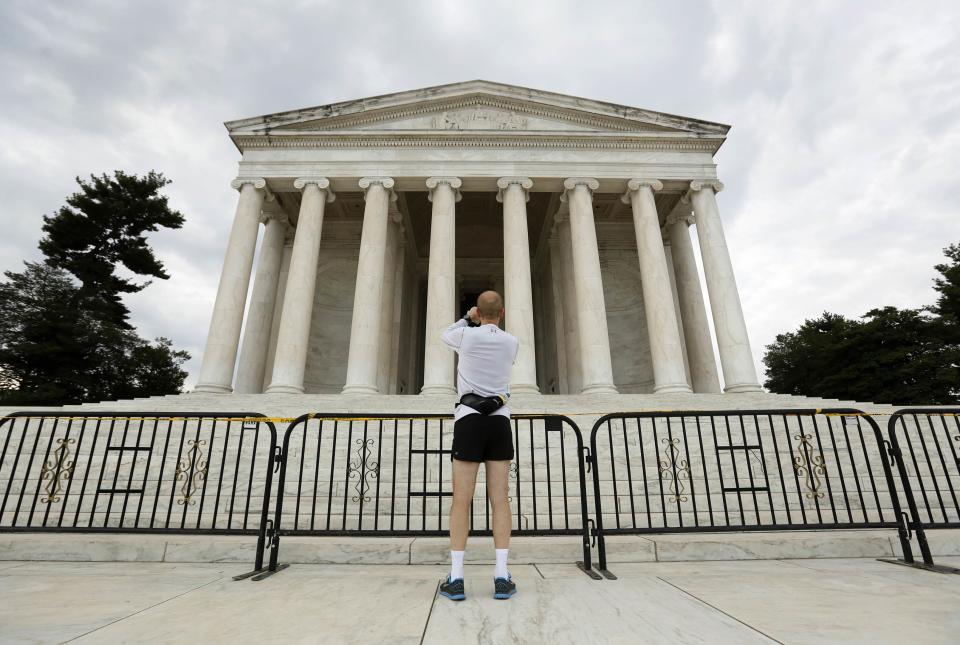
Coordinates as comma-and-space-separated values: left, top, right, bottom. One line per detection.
225, 81, 731, 136
230, 132, 723, 153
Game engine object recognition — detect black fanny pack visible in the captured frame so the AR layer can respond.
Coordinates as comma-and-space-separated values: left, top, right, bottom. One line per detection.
457, 393, 507, 415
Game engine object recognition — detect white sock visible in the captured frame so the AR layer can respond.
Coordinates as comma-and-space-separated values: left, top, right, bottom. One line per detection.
495, 548, 509, 579
450, 550, 465, 580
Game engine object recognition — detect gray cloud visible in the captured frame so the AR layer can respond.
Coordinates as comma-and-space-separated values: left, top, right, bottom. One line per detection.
2, 0, 958, 390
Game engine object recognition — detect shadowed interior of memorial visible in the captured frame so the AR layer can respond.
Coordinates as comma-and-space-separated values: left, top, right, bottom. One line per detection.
257, 185, 688, 395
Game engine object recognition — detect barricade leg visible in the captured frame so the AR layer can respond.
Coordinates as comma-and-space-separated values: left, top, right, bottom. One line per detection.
878, 411, 960, 574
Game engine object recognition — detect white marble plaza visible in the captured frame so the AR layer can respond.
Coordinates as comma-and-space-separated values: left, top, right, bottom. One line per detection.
193, 80, 762, 398
1, 557, 958, 643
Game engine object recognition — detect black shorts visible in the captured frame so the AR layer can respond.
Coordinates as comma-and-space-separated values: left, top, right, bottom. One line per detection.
451, 414, 514, 463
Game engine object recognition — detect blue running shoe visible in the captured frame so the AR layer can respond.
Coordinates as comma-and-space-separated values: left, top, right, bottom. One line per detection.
493, 575, 516, 599
439, 575, 465, 601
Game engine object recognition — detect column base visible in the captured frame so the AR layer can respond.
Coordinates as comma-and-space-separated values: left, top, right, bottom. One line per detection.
653, 383, 694, 394
579, 384, 618, 395
510, 383, 541, 395
264, 384, 306, 394
723, 383, 763, 393
420, 385, 457, 396
341, 384, 380, 395
193, 382, 233, 394
692, 385, 723, 394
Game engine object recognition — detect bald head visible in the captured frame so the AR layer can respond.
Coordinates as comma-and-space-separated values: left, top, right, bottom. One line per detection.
477, 290, 504, 321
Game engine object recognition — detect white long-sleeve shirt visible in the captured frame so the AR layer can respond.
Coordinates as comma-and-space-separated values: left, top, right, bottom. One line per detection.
441, 318, 519, 421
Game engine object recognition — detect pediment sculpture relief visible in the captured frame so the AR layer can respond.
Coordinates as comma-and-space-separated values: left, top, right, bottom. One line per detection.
430, 108, 529, 130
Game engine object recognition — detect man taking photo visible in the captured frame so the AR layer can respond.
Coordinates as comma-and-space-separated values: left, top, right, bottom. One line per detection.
438, 290, 518, 601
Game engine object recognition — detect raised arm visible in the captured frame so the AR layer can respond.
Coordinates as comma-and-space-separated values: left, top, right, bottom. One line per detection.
441, 318, 468, 350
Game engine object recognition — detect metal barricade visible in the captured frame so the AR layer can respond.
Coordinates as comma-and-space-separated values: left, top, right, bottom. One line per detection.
0, 411, 279, 579
886, 408, 960, 573
256, 413, 597, 580
589, 409, 911, 578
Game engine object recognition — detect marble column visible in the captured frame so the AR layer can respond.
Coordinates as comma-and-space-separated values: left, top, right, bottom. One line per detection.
548, 236, 569, 394
420, 177, 461, 395
497, 177, 539, 394
407, 275, 425, 393
262, 234, 294, 391
688, 180, 761, 392
623, 179, 691, 393
388, 223, 407, 394
665, 207, 721, 393
562, 178, 617, 394
265, 178, 334, 394
662, 236, 692, 385
195, 178, 267, 393
234, 209, 289, 394
555, 208, 582, 394
376, 215, 400, 393
342, 177, 395, 395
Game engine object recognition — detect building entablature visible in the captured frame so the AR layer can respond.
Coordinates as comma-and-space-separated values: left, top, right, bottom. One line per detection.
225, 81, 726, 194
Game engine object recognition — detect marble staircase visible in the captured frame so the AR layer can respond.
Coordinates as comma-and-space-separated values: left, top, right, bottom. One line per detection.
4, 391, 949, 567
0, 389, 902, 419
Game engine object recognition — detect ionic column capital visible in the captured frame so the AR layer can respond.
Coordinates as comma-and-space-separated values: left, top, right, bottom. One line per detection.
359, 177, 398, 202
665, 210, 696, 228
230, 177, 267, 191
688, 179, 724, 195
620, 178, 663, 203
560, 177, 599, 202
258, 209, 290, 227
496, 177, 533, 203
425, 176, 462, 202
294, 177, 336, 202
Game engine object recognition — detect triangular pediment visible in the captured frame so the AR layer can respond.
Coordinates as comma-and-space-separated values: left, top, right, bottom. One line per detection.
226, 80, 729, 138
270, 94, 683, 134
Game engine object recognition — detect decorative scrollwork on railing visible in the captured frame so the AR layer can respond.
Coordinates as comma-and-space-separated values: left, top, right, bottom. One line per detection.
793, 434, 827, 499
658, 438, 690, 503
39, 438, 75, 504
175, 439, 207, 506
347, 438, 380, 503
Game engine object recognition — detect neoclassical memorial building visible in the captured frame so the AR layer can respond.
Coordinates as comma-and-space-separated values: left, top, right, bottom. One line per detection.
194, 81, 762, 398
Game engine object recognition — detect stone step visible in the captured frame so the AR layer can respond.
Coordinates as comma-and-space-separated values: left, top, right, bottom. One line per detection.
2, 528, 957, 565
2, 391, 901, 420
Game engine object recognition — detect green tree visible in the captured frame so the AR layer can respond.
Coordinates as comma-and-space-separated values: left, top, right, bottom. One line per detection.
0, 171, 190, 406
763, 243, 960, 405
931, 242, 960, 324
39, 171, 184, 328
0, 263, 89, 404
0, 263, 189, 406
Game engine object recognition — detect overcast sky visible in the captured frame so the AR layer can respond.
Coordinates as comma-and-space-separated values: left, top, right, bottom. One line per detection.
2, 0, 958, 391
